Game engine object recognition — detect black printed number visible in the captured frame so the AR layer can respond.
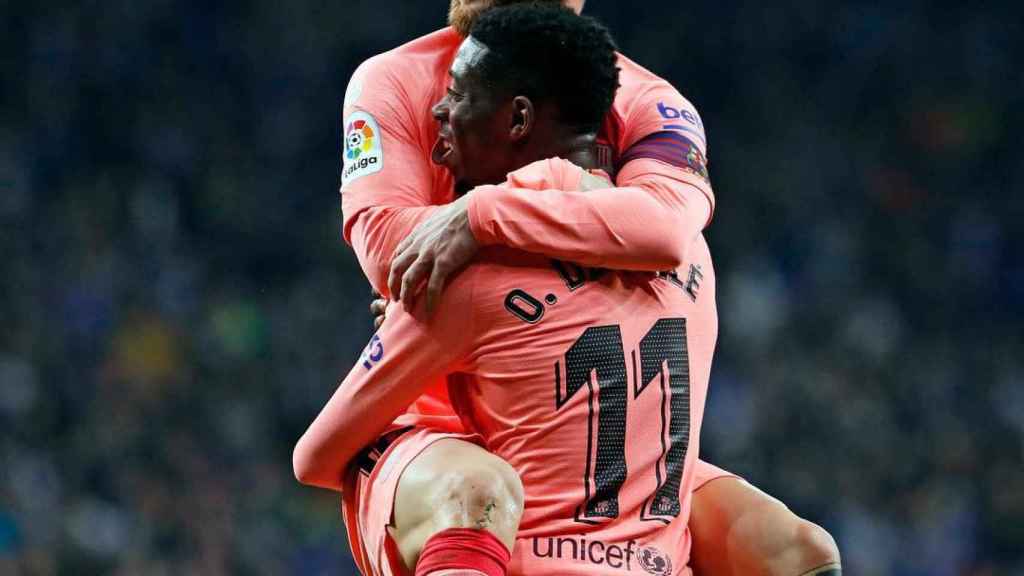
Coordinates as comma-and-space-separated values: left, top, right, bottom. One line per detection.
558, 325, 628, 520
555, 319, 690, 524
637, 319, 690, 521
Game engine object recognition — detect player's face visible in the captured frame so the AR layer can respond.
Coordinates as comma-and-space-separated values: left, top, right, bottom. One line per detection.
447, 0, 583, 36
431, 37, 515, 192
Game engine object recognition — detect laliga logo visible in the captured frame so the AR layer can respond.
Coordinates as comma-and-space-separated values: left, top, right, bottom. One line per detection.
345, 119, 375, 159
342, 112, 383, 183
637, 546, 672, 576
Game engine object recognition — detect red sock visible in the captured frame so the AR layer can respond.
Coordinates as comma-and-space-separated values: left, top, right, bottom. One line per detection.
414, 528, 511, 576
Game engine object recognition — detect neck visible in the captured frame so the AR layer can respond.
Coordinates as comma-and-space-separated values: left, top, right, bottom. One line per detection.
560, 133, 599, 170
525, 130, 598, 171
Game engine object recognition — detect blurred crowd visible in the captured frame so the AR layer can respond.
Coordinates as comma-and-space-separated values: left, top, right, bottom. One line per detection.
2, 1, 1021, 575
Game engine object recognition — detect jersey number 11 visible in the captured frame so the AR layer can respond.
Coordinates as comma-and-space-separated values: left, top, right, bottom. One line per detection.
555, 318, 690, 525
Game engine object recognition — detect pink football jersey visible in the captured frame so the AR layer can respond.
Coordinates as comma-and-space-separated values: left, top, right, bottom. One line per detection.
297, 159, 717, 574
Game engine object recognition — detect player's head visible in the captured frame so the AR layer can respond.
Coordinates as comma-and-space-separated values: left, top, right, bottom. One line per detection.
431, 3, 618, 191
448, 0, 586, 36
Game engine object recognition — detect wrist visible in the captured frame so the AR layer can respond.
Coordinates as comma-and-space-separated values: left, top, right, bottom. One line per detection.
464, 187, 497, 246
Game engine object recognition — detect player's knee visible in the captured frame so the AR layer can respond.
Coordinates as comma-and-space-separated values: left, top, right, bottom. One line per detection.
393, 440, 523, 562
429, 462, 524, 542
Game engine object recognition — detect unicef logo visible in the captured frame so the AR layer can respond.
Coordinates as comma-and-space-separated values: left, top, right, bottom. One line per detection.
345, 119, 375, 159
637, 546, 672, 576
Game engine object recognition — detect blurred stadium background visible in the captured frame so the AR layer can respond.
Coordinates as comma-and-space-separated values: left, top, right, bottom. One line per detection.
2, 1, 1022, 574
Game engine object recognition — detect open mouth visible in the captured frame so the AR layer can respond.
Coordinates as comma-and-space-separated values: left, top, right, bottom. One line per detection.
431, 132, 454, 166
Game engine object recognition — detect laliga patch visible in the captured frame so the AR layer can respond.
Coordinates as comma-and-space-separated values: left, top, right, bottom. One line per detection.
342, 111, 383, 185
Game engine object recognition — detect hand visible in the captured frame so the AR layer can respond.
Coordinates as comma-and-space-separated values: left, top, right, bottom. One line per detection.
370, 294, 389, 330
387, 194, 479, 315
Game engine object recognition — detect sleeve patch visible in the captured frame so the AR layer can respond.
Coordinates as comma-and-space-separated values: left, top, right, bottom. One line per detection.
656, 101, 706, 146
342, 111, 384, 186
360, 334, 384, 369
617, 131, 710, 184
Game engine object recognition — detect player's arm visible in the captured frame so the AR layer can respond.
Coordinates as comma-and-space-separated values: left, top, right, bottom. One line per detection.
388, 86, 715, 308
341, 56, 446, 296
292, 274, 476, 491
465, 156, 711, 271
468, 81, 715, 270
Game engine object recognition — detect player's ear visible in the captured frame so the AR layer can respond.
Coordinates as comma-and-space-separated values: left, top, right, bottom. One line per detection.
509, 96, 534, 142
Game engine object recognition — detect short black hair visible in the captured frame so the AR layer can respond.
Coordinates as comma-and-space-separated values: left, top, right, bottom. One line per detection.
469, 3, 620, 133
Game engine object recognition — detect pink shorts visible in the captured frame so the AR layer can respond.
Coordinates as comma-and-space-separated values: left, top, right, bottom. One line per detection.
341, 427, 483, 576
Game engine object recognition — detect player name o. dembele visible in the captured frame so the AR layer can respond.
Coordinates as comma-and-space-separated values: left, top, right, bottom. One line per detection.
505, 260, 705, 325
